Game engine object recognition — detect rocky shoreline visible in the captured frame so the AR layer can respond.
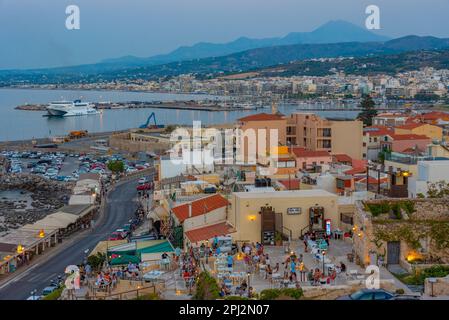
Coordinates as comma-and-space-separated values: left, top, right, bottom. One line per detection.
0, 173, 73, 233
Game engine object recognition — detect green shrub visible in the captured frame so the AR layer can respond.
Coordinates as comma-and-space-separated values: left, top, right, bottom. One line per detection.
367, 202, 390, 216
259, 288, 303, 300
42, 286, 64, 300
193, 271, 220, 300
391, 203, 402, 219
134, 293, 160, 300
224, 296, 249, 300
87, 252, 106, 271
396, 265, 449, 285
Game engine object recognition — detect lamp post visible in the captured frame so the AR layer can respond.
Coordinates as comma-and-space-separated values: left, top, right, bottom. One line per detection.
247, 272, 251, 298
322, 250, 327, 276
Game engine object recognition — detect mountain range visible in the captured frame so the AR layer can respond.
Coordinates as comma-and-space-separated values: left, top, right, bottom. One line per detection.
100, 20, 390, 67
2, 21, 449, 84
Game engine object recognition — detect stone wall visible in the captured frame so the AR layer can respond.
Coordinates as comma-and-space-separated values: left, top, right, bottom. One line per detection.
353, 198, 449, 267
424, 275, 449, 297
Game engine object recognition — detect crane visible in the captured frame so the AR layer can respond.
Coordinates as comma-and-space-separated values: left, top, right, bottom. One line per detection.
139, 112, 160, 129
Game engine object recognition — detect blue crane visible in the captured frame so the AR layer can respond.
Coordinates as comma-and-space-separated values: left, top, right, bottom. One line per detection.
139, 112, 158, 129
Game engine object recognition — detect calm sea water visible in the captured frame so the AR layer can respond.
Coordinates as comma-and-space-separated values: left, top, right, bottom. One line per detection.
0, 88, 358, 141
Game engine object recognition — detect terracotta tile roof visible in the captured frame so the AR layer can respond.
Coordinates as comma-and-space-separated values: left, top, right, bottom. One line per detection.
277, 179, 301, 190
364, 126, 394, 136
238, 113, 285, 122
407, 111, 449, 122
185, 222, 235, 243
357, 177, 389, 184
344, 167, 367, 175
171, 194, 229, 223
395, 123, 426, 130
389, 134, 430, 141
333, 154, 352, 163
290, 147, 331, 158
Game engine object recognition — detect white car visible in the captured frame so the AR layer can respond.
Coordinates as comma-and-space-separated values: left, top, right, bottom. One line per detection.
138, 177, 148, 184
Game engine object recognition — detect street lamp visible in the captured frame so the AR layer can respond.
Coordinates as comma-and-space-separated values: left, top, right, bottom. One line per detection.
247, 272, 251, 298
322, 250, 327, 276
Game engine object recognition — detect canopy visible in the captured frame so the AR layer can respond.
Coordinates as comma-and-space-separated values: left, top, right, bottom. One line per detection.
109, 254, 140, 266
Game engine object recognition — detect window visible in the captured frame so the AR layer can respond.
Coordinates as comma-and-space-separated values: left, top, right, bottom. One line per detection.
374, 292, 391, 300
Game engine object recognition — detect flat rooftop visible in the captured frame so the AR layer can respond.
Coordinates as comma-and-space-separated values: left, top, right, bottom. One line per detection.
233, 189, 337, 199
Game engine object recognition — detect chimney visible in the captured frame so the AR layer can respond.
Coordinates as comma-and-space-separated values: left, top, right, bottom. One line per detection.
188, 202, 192, 218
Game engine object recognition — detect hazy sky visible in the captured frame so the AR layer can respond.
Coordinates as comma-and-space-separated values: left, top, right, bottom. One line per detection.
0, 0, 448, 69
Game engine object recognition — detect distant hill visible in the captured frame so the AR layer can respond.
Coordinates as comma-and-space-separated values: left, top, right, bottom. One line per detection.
1, 35, 449, 85
101, 20, 390, 67
256, 49, 449, 77
93, 36, 449, 80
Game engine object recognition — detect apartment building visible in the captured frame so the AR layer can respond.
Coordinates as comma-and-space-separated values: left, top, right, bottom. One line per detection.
288, 113, 364, 160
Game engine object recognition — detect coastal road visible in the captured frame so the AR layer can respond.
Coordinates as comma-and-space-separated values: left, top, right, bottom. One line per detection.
0, 179, 140, 300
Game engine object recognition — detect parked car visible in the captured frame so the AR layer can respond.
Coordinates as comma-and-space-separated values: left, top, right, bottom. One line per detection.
41, 286, 58, 297
336, 289, 395, 300
108, 232, 125, 241
137, 182, 153, 191
138, 177, 148, 184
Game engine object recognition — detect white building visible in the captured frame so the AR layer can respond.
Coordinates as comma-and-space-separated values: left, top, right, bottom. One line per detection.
408, 160, 449, 198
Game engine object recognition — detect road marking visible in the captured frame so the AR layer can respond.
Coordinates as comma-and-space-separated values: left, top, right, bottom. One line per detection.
0, 262, 41, 290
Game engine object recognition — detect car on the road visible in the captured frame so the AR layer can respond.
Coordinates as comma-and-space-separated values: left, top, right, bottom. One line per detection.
138, 177, 148, 184
41, 286, 58, 297
137, 182, 153, 191
115, 228, 129, 238
336, 289, 395, 300
108, 231, 125, 241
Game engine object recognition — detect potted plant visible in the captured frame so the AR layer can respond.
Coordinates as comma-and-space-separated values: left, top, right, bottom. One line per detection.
275, 232, 283, 246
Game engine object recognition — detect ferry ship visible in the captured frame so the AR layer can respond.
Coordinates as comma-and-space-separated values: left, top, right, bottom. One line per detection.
46, 100, 99, 117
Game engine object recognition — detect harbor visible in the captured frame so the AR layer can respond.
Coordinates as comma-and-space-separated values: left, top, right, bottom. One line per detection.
0, 88, 362, 142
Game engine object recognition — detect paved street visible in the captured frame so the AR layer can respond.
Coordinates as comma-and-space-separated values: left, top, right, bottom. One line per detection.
0, 179, 139, 300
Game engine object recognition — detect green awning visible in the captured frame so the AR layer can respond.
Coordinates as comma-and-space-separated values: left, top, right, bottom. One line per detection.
109, 254, 140, 266
137, 240, 174, 255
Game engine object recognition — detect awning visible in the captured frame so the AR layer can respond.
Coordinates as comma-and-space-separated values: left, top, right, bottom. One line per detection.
185, 222, 235, 243
110, 254, 140, 266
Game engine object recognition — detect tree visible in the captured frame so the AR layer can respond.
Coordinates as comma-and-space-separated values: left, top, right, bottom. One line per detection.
193, 271, 220, 300
107, 160, 125, 173
426, 181, 449, 198
357, 95, 377, 126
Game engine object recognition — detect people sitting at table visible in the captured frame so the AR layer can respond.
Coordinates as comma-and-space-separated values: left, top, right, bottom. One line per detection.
265, 264, 272, 280
313, 268, 322, 285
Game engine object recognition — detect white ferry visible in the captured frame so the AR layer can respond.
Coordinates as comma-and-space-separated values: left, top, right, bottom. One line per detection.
46, 100, 99, 117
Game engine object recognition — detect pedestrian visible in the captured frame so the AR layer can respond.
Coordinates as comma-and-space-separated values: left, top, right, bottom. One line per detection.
227, 253, 233, 268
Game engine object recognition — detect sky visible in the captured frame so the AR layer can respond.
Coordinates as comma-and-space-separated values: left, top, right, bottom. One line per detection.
0, 0, 448, 69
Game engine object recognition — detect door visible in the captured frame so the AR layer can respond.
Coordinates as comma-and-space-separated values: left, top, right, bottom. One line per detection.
387, 241, 400, 265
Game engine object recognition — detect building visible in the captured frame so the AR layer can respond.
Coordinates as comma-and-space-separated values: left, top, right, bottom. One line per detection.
235, 112, 364, 161
290, 147, 332, 172
353, 198, 449, 270
236, 113, 287, 163
381, 134, 432, 153
170, 194, 232, 247
229, 189, 339, 244
363, 126, 394, 161
394, 123, 443, 141
288, 113, 364, 160
372, 113, 409, 127
408, 160, 449, 198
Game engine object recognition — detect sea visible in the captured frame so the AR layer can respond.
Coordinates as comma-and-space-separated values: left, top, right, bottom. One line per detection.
0, 88, 358, 142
